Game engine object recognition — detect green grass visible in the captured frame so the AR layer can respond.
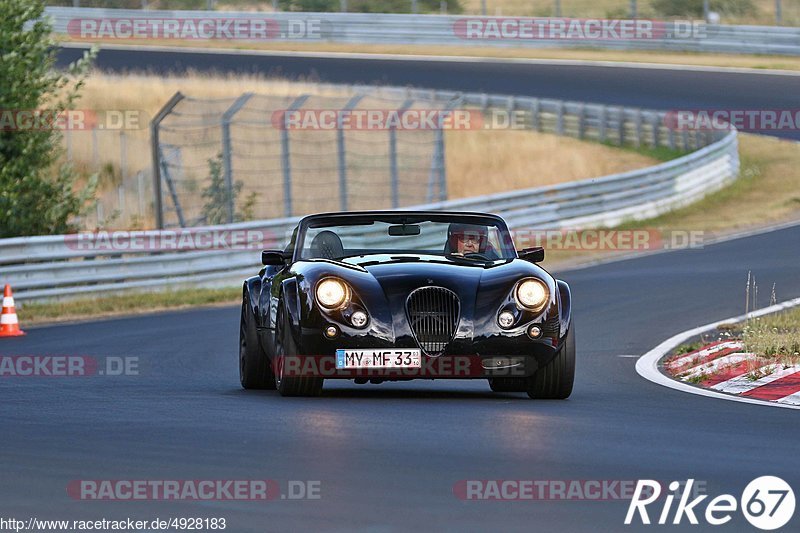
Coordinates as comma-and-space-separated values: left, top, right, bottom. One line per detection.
743, 306, 800, 366
674, 341, 703, 355
17, 286, 241, 325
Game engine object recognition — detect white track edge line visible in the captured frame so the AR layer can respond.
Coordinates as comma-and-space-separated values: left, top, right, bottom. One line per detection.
635, 296, 800, 410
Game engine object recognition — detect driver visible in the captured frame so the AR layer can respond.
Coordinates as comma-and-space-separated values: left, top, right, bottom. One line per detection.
447, 223, 488, 256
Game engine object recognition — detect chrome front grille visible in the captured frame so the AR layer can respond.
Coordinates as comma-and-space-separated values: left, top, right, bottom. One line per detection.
406, 287, 460, 356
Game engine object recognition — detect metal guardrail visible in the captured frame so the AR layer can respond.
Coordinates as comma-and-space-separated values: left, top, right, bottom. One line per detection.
1, 83, 739, 302
46, 7, 800, 56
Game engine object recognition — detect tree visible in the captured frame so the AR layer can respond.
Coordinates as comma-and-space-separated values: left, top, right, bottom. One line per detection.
201, 154, 258, 225
0, 0, 97, 238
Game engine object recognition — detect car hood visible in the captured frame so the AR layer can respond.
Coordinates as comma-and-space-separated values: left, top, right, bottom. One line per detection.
292, 254, 556, 343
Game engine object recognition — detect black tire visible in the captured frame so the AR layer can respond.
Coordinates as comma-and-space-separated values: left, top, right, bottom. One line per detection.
274, 305, 323, 397
239, 298, 276, 390
526, 325, 575, 399
488, 377, 527, 393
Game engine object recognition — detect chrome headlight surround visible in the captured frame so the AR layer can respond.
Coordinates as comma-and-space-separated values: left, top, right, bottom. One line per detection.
514, 278, 550, 313
315, 277, 351, 310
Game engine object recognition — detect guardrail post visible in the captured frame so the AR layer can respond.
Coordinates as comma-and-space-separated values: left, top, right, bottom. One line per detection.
617, 107, 625, 145
682, 129, 690, 151
281, 95, 311, 218
150, 92, 184, 229
530, 98, 541, 132
634, 109, 643, 148
390, 99, 414, 208
667, 120, 676, 151
598, 105, 607, 143
221, 92, 254, 223
776, 0, 783, 25
577, 104, 586, 140
556, 102, 565, 136
338, 94, 365, 212
650, 114, 660, 148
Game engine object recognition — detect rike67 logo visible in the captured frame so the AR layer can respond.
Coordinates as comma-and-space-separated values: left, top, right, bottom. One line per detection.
626, 477, 795, 530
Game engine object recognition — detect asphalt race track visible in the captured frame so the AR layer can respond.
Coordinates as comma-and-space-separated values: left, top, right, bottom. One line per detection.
57, 46, 800, 140
2, 48, 795, 531
3, 224, 800, 531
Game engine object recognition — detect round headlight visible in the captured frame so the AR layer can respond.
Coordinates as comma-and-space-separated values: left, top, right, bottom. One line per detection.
316, 278, 350, 309
515, 279, 549, 311
351, 310, 368, 328
498, 311, 515, 329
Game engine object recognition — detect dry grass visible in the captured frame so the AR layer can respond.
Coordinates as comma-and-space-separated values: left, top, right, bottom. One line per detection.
542, 134, 800, 268
743, 307, 800, 368
462, 0, 798, 24
615, 134, 800, 234
444, 128, 659, 198
129, 0, 800, 25
71, 72, 660, 228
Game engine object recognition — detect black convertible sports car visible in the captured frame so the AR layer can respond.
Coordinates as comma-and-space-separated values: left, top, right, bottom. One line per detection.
239, 211, 574, 398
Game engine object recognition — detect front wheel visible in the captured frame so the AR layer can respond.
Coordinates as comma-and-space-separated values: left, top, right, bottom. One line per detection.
274, 305, 323, 397
239, 299, 275, 390
526, 326, 575, 399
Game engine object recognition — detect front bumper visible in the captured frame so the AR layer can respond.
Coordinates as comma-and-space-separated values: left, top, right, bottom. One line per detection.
287, 326, 562, 380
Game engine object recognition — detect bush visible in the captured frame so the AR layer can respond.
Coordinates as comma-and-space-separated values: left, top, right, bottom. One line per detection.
0, 0, 97, 237
201, 154, 258, 225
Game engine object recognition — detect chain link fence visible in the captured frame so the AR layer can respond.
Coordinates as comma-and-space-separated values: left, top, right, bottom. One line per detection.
153, 90, 447, 228
63, 83, 722, 230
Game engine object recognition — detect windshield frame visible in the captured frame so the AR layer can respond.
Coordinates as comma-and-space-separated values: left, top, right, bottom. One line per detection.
293, 211, 517, 263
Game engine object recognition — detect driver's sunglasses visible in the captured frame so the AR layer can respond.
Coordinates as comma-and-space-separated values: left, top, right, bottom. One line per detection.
458, 234, 482, 243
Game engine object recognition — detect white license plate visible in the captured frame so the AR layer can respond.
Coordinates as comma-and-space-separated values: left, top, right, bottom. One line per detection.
336, 349, 421, 369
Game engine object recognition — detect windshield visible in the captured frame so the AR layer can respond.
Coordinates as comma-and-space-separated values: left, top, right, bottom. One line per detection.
297, 215, 516, 261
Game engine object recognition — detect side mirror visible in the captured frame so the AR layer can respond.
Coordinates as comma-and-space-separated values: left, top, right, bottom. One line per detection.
262, 250, 289, 266
518, 246, 545, 263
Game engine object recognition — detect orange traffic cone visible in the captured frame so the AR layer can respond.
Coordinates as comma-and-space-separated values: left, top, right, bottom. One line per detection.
0, 284, 25, 337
